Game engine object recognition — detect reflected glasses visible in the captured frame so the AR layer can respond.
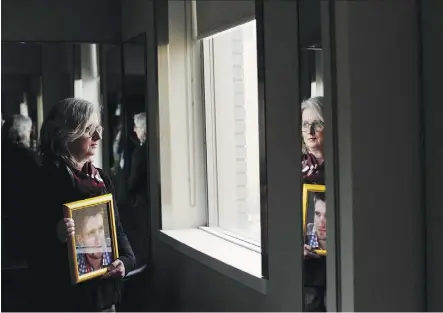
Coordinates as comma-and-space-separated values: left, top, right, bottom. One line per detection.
302, 120, 324, 132
85, 125, 104, 137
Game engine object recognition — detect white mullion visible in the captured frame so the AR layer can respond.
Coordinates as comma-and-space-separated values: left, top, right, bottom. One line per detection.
203, 38, 220, 226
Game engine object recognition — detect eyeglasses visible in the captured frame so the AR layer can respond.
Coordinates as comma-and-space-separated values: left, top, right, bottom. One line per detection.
302, 120, 324, 132
85, 125, 104, 137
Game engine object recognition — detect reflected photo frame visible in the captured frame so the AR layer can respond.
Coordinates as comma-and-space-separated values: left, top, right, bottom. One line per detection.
63, 194, 119, 284
303, 184, 327, 256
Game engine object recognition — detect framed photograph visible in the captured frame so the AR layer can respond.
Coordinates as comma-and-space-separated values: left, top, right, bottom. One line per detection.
303, 184, 327, 256
63, 194, 119, 284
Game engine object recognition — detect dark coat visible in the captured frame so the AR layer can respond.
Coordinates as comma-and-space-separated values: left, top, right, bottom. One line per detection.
1, 141, 40, 264
127, 143, 147, 200
123, 143, 150, 266
27, 160, 135, 312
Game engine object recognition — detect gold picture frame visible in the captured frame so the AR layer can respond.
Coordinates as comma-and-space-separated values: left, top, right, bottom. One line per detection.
63, 194, 119, 284
303, 184, 327, 256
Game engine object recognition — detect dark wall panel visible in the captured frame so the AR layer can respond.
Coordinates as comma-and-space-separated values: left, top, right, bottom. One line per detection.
2, 0, 121, 42
421, 0, 443, 311
334, 0, 424, 311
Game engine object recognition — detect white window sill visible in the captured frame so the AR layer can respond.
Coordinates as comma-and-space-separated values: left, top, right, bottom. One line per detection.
159, 228, 268, 294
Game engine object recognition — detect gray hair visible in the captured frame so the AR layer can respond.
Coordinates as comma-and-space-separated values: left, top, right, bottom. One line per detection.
39, 98, 101, 165
134, 112, 147, 143
301, 96, 324, 153
5, 114, 33, 147
301, 96, 324, 122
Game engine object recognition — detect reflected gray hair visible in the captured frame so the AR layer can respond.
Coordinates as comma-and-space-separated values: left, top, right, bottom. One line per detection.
7, 114, 33, 147
301, 96, 324, 153
301, 96, 324, 122
134, 112, 147, 143
39, 98, 101, 165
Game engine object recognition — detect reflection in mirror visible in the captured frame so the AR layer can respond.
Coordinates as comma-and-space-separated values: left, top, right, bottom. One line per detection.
1, 38, 149, 261
118, 33, 150, 269
1, 38, 150, 311
74, 43, 102, 167
1, 41, 120, 268
298, 0, 326, 311
2, 42, 42, 150
103, 44, 124, 200
1, 41, 121, 168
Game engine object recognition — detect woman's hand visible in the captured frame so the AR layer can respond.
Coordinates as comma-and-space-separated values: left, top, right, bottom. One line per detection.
107, 259, 126, 278
304, 244, 319, 259
57, 218, 75, 243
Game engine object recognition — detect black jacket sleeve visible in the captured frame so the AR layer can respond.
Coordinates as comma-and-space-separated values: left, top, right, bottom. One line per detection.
100, 169, 136, 274
127, 145, 147, 195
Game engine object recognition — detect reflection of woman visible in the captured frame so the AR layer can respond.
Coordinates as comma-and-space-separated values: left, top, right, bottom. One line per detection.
301, 96, 324, 184
124, 112, 150, 266
301, 96, 326, 312
29, 98, 135, 312
129, 113, 147, 194
2, 115, 39, 263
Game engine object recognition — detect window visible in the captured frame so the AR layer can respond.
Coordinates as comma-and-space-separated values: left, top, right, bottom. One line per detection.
201, 20, 261, 244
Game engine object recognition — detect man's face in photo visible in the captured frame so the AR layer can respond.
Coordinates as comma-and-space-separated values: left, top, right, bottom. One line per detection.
314, 199, 326, 240
79, 213, 106, 260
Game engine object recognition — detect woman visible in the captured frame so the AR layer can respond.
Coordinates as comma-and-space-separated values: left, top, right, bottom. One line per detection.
301, 96, 325, 184
124, 112, 150, 266
129, 112, 147, 195
28, 98, 135, 312
301, 96, 326, 312
2, 115, 39, 263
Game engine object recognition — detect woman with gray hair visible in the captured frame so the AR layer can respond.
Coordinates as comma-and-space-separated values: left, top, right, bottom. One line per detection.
28, 98, 135, 312
300, 96, 326, 312
122, 112, 150, 266
3, 114, 33, 147
2, 114, 39, 265
301, 96, 325, 184
133, 112, 146, 144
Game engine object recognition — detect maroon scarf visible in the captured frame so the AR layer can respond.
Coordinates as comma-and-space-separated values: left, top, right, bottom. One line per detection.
302, 153, 325, 184
70, 162, 106, 191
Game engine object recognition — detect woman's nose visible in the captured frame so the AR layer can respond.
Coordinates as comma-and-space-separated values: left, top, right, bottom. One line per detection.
92, 130, 102, 141
309, 124, 316, 135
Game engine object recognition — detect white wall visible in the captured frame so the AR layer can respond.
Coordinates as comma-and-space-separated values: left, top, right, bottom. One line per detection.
207, 22, 260, 240
242, 22, 260, 236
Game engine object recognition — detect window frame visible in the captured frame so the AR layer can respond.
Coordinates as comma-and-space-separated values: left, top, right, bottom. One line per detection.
201, 37, 220, 227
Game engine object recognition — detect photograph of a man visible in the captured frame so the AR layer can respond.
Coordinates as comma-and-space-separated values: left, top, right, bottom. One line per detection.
73, 204, 113, 275
305, 192, 326, 251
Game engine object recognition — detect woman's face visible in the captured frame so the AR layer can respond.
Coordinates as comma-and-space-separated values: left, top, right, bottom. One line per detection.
302, 108, 324, 153
69, 115, 102, 163
23, 126, 32, 148
133, 123, 145, 142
